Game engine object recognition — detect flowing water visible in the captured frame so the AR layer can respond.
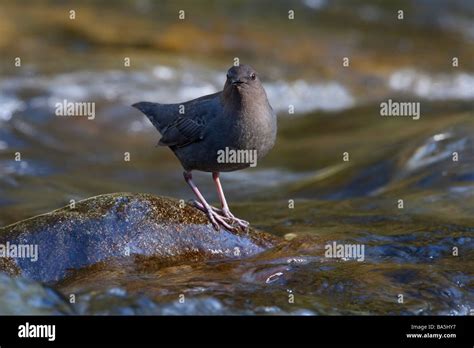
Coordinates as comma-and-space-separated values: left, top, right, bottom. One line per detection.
0, 0, 473, 315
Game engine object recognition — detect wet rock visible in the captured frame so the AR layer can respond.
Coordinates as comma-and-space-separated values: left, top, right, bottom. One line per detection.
75, 288, 243, 315
0, 272, 73, 315
0, 193, 279, 283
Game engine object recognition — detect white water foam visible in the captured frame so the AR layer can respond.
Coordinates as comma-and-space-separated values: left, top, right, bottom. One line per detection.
0, 65, 355, 124
389, 69, 474, 100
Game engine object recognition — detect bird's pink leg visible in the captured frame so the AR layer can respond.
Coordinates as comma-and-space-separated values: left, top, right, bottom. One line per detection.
212, 172, 249, 229
183, 171, 235, 231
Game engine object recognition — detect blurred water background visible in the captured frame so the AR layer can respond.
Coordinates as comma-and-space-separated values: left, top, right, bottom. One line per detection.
0, 0, 473, 315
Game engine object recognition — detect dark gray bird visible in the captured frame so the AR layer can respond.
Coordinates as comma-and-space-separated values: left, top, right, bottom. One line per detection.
132, 64, 277, 231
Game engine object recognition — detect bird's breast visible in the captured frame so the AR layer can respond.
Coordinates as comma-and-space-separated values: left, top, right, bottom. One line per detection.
229, 108, 276, 156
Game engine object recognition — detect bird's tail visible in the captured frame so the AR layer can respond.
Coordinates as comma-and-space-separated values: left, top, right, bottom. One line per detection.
132, 101, 169, 133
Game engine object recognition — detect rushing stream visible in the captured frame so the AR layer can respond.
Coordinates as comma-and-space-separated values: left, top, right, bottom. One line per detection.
0, 0, 473, 315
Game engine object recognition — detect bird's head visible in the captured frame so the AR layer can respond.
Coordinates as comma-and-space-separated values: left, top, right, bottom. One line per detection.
224, 64, 262, 92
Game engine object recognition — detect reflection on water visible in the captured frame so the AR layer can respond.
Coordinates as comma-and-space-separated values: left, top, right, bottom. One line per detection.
0, 0, 473, 315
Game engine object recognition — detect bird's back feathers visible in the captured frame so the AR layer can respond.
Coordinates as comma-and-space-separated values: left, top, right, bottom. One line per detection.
132, 92, 221, 148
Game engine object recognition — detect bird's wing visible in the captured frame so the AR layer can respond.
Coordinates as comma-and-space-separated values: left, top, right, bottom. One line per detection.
158, 116, 205, 147
133, 92, 222, 148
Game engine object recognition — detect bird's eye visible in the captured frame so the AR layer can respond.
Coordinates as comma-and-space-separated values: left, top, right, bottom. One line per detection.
250, 73, 256, 80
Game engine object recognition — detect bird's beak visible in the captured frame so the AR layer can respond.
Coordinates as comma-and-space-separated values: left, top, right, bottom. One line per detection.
231, 79, 244, 86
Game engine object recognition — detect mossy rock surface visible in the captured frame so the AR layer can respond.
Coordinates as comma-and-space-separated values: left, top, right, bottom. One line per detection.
0, 193, 279, 283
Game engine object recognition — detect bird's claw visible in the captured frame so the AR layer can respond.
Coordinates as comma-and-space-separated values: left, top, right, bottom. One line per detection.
208, 209, 236, 231
221, 208, 250, 229
191, 200, 249, 232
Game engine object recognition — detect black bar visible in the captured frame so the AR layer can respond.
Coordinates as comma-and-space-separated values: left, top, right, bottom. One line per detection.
0, 316, 472, 346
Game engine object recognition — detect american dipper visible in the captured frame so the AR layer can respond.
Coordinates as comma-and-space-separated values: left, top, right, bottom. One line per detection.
132, 64, 277, 231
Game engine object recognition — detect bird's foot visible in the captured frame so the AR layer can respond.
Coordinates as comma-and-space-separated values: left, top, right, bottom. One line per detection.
190, 200, 236, 231
221, 208, 250, 230
190, 200, 223, 214
207, 209, 237, 231
191, 200, 249, 231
